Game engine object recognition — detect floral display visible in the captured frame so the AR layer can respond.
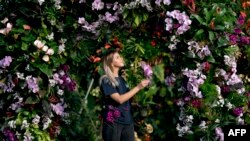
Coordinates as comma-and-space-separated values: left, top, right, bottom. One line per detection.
0, 0, 250, 141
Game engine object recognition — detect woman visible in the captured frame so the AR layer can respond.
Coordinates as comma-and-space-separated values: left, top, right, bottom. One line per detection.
99, 50, 150, 141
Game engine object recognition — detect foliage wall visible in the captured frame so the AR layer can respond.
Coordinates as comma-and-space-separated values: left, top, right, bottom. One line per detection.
0, 0, 250, 141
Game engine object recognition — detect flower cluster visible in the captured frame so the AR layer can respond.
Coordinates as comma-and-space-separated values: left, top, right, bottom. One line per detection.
144, 123, 153, 134
13, 72, 40, 94
92, 0, 104, 11
33, 39, 55, 62
228, 13, 250, 45
78, 1, 121, 34
123, 0, 153, 11
167, 35, 180, 50
49, 65, 77, 92
165, 73, 176, 86
155, 0, 171, 6
174, 37, 248, 139
215, 127, 224, 141
187, 41, 211, 59
215, 55, 245, 94
38, 0, 62, 9
0, 56, 40, 95
0, 56, 12, 69
90, 86, 101, 97
165, 10, 192, 35
3, 128, 18, 141
58, 38, 67, 55
51, 102, 68, 117
0, 17, 13, 35
182, 66, 206, 98
134, 131, 142, 141
176, 115, 194, 137
25, 76, 40, 93
210, 85, 228, 108
140, 61, 153, 80
106, 105, 121, 123
3, 114, 54, 140
0, 59, 76, 140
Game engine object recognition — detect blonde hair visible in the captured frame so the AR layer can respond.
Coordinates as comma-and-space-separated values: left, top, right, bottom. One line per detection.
99, 51, 119, 87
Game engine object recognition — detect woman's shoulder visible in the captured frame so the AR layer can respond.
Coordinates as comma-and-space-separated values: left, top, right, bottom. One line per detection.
99, 75, 110, 85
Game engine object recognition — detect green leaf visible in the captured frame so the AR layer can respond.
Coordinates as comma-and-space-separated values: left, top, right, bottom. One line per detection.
217, 36, 229, 47
214, 25, 225, 31
224, 46, 240, 56
0, 37, 6, 46
39, 64, 52, 76
244, 45, 250, 60
134, 15, 141, 27
227, 92, 247, 106
191, 14, 206, 26
135, 43, 145, 54
194, 29, 204, 40
146, 101, 157, 105
204, 8, 212, 23
25, 96, 39, 104
153, 64, 165, 83
159, 87, 167, 97
32, 63, 53, 76
143, 13, 149, 21
21, 33, 36, 42
206, 55, 215, 63
167, 86, 174, 98
245, 114, 250, 124
142, 85, 159, 104
122, 10, 129, 19
208, 31, 215, 42
146, 86, 158, 96
21, 42, 28, 51
51, 56, 66, 67
16, 18, 27, 27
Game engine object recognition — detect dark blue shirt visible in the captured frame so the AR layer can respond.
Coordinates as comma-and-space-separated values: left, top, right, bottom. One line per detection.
100, 76, 133, 125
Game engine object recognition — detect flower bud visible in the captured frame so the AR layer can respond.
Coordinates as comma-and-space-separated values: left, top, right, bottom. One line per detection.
42, 55, 50, 62
34, 40, 45, 49
23, 24, 31, 30
145, 123, 153, 134
1, 17, 9, 24
46, 48, 54, 55
42, 45, 49, 52
6, 23, 13, 29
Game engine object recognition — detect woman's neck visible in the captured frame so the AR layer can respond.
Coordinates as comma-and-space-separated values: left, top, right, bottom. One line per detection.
113, 67, 119, 77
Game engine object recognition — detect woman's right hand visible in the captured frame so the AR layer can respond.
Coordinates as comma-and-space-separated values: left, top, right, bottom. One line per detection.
137, 79, 150, 90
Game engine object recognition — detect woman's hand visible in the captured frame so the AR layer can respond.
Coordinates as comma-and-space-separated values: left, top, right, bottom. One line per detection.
137, 79, 150, 90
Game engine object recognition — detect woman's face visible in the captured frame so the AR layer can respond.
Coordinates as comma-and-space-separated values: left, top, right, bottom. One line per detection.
111, 52, 124, 68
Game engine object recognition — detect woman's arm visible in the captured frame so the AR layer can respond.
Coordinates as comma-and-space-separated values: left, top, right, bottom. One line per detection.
110, 79, 150, 104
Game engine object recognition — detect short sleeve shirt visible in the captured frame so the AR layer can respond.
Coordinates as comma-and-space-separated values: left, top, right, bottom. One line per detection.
100, 76, 133, 125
